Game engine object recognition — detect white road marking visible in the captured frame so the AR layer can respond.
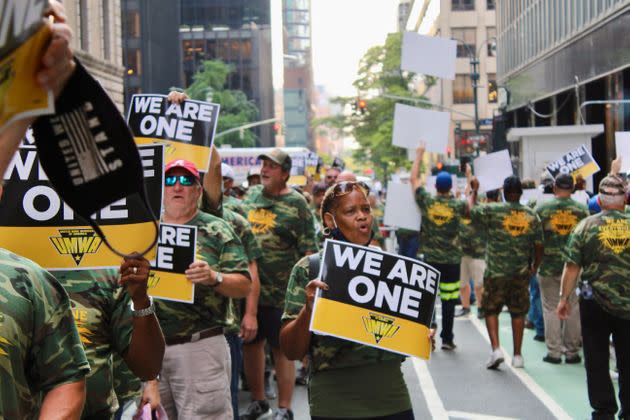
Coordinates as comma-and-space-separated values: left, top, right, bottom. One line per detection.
411, 357, 449, 420
469, 315, 573, 420
447, 410, 519, 420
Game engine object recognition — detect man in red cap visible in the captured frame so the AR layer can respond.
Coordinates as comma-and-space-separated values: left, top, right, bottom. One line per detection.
150, 158, 252, 419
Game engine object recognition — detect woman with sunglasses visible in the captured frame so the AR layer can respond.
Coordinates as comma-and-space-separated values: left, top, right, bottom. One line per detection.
279, 181, 414, 420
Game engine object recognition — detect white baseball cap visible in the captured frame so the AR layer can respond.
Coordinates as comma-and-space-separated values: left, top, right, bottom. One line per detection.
221, 163, 235, 180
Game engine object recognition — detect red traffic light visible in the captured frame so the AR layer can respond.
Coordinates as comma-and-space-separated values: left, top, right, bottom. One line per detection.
436, 162, 444, 170
358, 99, 367, 109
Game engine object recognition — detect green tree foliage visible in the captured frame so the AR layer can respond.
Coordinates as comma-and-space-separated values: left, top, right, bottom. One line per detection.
313, 32, 430, 180
186, 60, 259, 147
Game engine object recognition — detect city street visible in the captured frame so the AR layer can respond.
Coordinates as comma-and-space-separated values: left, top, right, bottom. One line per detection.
239, 305, 611, 419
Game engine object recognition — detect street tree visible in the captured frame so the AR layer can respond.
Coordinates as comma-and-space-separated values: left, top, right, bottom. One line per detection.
186, 60, 259, 147
314, 32, 431, 180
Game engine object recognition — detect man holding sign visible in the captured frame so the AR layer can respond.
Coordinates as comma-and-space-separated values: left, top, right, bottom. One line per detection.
152, 159, 251, 419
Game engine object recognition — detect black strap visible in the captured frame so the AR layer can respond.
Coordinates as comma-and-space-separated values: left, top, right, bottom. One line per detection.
308, 254, 321, 280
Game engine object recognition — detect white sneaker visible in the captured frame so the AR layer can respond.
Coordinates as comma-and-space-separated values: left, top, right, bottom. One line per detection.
486, 348, 504, 369
512, 355, 524, 368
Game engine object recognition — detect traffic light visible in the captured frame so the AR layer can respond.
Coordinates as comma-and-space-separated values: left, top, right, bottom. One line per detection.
357, 99, 367, 114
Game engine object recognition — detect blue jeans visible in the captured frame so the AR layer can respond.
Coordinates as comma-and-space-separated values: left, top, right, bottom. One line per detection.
226, 333, 242, 419
397, 233, 420, 258
528, 276, 544, 336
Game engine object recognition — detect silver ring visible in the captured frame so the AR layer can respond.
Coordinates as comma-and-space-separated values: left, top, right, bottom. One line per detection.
132, 267, 137, 274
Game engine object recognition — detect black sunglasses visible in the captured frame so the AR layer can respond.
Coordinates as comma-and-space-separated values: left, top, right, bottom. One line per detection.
165, 175, 196, 187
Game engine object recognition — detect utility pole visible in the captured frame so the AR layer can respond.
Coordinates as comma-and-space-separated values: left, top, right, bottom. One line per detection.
471, 57, 480, 134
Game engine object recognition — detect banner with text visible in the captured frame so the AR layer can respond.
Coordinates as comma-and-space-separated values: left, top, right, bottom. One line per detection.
546, 144, 600, 180
127, 94, 220, 171
0, 143, 164, 269
310, 240, 439, 359
0, 3, 54, 132
149, 223, 197, 303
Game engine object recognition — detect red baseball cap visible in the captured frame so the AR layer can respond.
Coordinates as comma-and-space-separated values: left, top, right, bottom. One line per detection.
165, 159, 200, 180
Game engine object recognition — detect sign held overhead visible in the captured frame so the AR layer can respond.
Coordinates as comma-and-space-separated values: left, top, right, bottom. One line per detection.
392, 104, 450, 155
401, 32, 456, 80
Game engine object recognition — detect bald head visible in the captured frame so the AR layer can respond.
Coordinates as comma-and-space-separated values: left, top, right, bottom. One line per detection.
336, 171, 357, 182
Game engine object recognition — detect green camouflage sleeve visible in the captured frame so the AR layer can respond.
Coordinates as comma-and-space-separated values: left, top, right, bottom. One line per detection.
414, 186, 429, 212
470, 204, 486, 229
563, 219, 587, 266
217, 223, 252, 278
109, 287, 133, 357
29, 271, 90, 392
282, 256, 310, 322
297, 199, 319, 255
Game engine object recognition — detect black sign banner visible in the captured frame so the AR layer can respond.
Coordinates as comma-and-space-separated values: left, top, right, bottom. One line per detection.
310, 239, 440, 359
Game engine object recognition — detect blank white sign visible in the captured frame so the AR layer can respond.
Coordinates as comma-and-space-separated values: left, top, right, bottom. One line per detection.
401, 32, 456, 80
615, 132, 630, 173
392, 103, 450, 154
473, 149, 513, 193
383, 182, 422, 231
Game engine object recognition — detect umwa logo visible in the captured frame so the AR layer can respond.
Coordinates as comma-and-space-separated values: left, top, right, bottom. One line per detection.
362, 312, 400, 344
49, 229, 103, 265
148, 272, 160, 289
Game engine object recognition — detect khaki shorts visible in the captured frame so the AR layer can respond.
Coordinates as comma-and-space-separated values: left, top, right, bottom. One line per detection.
481, 275, 530, 317
460, 256, 485, 287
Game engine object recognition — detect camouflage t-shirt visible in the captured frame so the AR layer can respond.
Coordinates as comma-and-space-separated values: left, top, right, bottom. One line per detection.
414, 187, 465, 264
244, 185, 319, 308
282, 253, 404, 373
54, 269, 134, 418
155, 211, 251, 339
472, 202, 544, 278
535, 197, 589, 276
112, 354, 141, 404
564, 210, 630, 320
222, 208, 262, 335
312, 207, 325, 247
459, 213, 485, 260
0, 249, 90, 419
224, 195, 247, 217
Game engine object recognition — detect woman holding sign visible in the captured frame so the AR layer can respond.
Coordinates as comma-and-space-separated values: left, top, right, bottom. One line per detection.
280, 182, 414, 420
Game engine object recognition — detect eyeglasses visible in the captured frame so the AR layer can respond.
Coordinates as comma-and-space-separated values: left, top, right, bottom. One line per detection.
332, 181, 370, 197
165, 175, 196, 187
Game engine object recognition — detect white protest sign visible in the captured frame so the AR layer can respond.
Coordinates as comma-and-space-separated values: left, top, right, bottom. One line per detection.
473, 149, 513, 193
615, 132, 630, 173
520, 189, 541, 206
401, 32, 456, 80
392, 104, 450, 154
383, 182, 421, 231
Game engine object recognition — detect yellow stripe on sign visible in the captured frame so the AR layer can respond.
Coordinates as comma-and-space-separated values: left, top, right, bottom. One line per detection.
0, 222, 157, 270
148, 270, 194, 303
573, 161, 600, 179
135, 137, 211, 170
311, 298, 432, 360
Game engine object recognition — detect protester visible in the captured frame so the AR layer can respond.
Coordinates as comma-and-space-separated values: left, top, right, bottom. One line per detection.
248, 167, 262, 187
148, 159, 251, 419
242, 149, 318, 420
525, 178, 545, 340
0, 3, 92, 418
312, 182, 328, 246
557, 173, 629, 419
411, 144, 469, 350
535, 174, 589, 364
472, 176, 544, 369
324, 166, 341, 186
457, 164, 486, 319
280, 181, 414, 419
223, 162, 247, 217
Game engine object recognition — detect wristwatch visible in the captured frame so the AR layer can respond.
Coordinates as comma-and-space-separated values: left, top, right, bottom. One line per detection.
130, 296, 155, 317
211, 272, 224, 288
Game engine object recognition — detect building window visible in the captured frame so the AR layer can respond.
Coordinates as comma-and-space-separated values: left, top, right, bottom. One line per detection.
488, 74, 497, 103
79, 0, 89, 51
125, 10, 141, 38
453, 74, 474, 104
487, 0, 495, 10
452, 28, 476, 58
452, 0, 474, 11
487, 27, 496, 57
103, 0, 111, 60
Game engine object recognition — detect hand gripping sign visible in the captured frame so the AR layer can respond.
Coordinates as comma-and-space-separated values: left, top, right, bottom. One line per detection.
127, 94, 220, 171
0, 143, 164, 270
149, 223, 198, 304
0, 0, 54, 132
310, 240, 440, 359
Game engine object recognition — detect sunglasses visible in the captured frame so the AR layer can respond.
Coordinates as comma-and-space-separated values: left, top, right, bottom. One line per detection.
165, 175, 196, 187
332, 181, 370, 197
